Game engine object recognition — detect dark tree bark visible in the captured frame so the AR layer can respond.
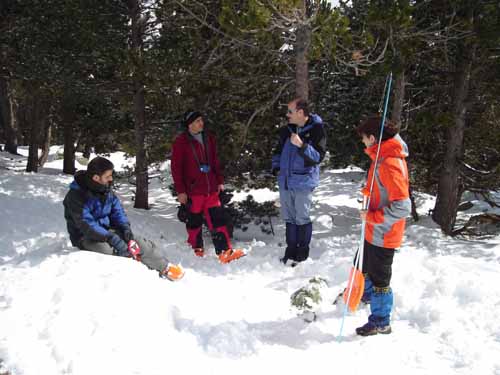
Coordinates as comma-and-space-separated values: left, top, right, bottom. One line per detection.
128, 0, 148, 209
38, 120, 52, 167
63, 124, 76, 174
0, 77, 19, 154
390, 71, 418, 219
391, 71, 405, 127
82, 142, 92, 159
433, 35, 476, 234
26, 93, 42, 173
61, 95, 76, 175
409, 186, 419, 221
295, 1, 311, 101
295, 26, 311, 101
132, 80, 149, 209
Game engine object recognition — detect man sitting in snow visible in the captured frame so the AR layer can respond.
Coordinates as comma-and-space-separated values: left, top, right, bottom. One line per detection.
354, 116, 411, 336
63, 156, 184, 281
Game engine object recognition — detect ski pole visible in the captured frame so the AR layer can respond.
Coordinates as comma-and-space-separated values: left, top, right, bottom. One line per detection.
378, 75, 390, 114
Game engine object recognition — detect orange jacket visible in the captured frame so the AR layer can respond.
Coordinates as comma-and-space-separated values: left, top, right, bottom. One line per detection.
362, 134, 411, 249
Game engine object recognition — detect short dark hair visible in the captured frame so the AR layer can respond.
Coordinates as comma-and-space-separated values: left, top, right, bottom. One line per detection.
356, 116, 399, 141
87, 157, 114, 177
291, 98, 309, 117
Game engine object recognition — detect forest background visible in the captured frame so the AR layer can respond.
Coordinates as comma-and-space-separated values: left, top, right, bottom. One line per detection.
0, 0, 499, 235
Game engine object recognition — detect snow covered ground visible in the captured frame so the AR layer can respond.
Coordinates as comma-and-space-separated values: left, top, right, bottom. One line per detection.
1, 147, 499, 375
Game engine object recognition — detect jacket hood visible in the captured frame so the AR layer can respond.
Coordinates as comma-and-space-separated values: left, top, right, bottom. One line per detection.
308, 113, 322, 126
365, 134, 409, 160
69, 170, 87, 191
70, 170, 110, 194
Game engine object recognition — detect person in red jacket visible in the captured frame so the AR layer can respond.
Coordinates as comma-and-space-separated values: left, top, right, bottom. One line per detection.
170, 111, 244, 263
354, 116, 411, 336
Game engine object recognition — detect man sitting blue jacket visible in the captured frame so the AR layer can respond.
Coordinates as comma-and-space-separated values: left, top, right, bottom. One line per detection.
63, 156, 183, 281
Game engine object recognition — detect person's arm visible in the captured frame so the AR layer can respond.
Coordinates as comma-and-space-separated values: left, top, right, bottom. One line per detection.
271, 127, 288, 173
171, 137, 187, 195
109, 193, 131, 236
366, 161, 411, 225
298, 124, 326, 166
107, 194, 136, 254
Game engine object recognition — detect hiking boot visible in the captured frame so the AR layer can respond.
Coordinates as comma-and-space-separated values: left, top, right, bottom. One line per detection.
218, 249, 245, 264
355, 322, 392, 336
160, 263, 185, 281
376, 325, 392, 334
193, 248, 205, 257
280, 257, 299, 267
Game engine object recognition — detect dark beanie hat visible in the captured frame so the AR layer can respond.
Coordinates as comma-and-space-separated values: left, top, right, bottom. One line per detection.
183, 110, 202, 127
87, 156, 114, 177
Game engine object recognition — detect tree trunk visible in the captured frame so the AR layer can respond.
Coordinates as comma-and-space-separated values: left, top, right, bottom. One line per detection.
390, 71, 418, 219
409, 186, 419, 221
26, 93, 41, 173
16, 99, 28, 146
82, 142, 92, 159
26, 126, 39, 172
63, 124, 76, 174
295, 1, 311, 101
432, 38, 476, 234
0, 77, 19, 154
391, 71, 405, 127
62, 95, 76, 175
38, 120, 52, 167
129, 0, 149, 209
133, 81, 148, 209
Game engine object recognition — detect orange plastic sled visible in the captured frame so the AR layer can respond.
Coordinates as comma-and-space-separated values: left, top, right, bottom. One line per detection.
343, 268, 365, 312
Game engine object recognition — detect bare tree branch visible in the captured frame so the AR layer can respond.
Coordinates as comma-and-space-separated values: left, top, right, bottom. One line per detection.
238, 79, 293, 152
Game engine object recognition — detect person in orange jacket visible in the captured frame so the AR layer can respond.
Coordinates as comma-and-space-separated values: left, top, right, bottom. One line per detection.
355, 116, 411, 336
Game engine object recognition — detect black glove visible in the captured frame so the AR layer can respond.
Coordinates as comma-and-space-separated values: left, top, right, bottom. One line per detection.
107, 233, 128, 256
272, 167, 280, 176
177, 204, 189, 224
122, 228, 134, 242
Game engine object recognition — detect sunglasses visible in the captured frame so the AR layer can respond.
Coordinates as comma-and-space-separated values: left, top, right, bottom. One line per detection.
287, 108, 297, 114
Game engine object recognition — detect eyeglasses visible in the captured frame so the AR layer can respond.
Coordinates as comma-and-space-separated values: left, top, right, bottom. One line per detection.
287, 108, 297, 114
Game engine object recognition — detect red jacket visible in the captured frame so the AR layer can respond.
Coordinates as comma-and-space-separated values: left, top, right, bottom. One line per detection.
362, 134, 411, 249
171, 131, 224, 196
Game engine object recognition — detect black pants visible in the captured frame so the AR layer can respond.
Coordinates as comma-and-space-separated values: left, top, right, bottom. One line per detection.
355, 240, 395, 288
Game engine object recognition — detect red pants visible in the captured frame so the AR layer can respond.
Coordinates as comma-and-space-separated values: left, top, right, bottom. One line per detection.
186, 192, 232, 254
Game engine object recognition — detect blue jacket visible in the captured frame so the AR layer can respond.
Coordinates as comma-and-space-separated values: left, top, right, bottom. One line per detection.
272, 114, 327, 191
63, 171, 130, 247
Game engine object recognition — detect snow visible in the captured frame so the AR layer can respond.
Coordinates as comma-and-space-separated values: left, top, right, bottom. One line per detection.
1, 148, 500, 375
327, 0, 343, 8
231, 188, 278, 203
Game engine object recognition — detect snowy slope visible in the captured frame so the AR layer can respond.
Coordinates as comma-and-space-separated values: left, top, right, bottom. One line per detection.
1, 148, 500, 375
